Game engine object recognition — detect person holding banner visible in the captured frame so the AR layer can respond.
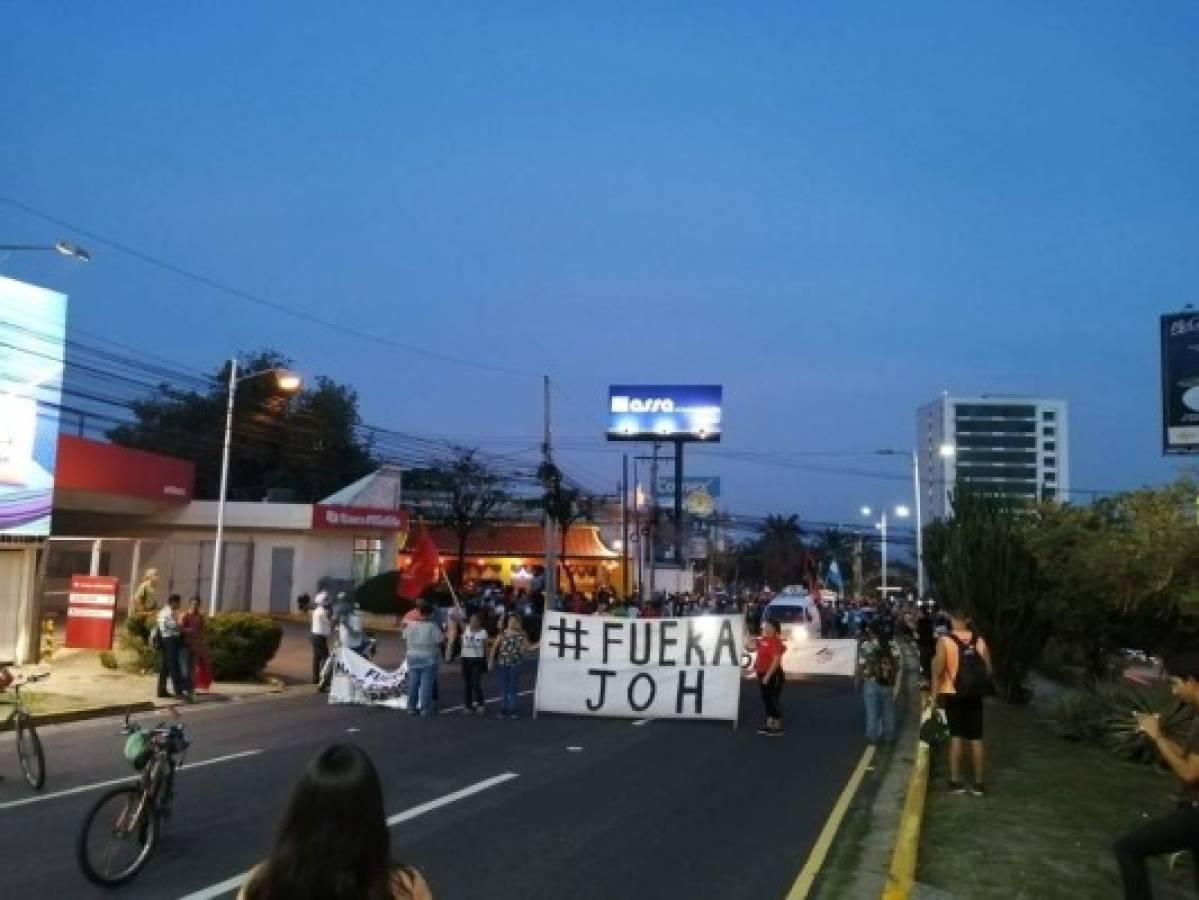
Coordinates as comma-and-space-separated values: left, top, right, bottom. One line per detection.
754, 619, 786, 737
489, 613, 536, 718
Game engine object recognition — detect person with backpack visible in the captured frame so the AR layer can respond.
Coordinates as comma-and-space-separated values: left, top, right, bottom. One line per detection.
856, 621, 898, 745
931, 609, 994, 795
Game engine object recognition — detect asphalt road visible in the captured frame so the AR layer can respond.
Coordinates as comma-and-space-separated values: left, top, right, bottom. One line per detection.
0, 664, 864, 900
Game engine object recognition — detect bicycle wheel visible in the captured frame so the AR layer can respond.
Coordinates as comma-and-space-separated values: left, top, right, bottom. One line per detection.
15, 714, 45, 790
77, 785, 158, 887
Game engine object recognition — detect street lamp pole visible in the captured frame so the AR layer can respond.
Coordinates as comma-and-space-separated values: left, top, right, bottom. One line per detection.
208, 360, 302, 617
209, 358, 239, 618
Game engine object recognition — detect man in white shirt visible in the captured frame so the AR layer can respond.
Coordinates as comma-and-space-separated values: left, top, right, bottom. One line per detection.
311, 597, 331, 685
156, 594, 189, 701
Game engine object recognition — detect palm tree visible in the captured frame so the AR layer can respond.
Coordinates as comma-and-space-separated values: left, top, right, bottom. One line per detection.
759, 514, 804, 589
813, 527, 855, 594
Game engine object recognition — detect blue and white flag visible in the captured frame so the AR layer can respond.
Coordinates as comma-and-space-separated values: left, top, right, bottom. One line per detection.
827, 560, 844, 591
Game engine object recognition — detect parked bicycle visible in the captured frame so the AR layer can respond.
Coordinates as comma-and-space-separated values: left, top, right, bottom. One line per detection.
76, 709, 190, 887
2, 671, 49, 790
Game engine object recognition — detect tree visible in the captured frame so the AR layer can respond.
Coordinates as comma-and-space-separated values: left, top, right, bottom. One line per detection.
436, 449, 508, 589
812, 527, 855, 595
924, 489, 1049, 702
109, 350, 375, 502
759, 514, 806, 589
537, 461, 598, 593
1025, 480, 1199, 680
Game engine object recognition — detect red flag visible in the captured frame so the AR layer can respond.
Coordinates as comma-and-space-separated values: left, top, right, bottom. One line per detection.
399, 529, 440, 601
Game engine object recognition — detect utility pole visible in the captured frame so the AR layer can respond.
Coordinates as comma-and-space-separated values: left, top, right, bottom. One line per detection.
621, 454, 630, 598
853, 534, 863, 600
648, 443, 660, 599
542, 375, 557, 604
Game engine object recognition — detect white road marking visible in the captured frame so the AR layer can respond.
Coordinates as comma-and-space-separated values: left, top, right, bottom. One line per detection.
346, 727, 360, 733
179, 772, 520, 900
567, 746, 583, 752
632, 718, 652, 727
0, 749, 263, 812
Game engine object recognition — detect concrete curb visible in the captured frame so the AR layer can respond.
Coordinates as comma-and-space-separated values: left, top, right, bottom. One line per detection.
881, 689, 933, 898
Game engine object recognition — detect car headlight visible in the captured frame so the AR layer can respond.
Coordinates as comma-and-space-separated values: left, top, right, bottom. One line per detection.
792, 625, 809, 641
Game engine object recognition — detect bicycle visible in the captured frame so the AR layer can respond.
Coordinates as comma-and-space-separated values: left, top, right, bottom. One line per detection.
76, 709, 190, 887
2, 672, 50, 790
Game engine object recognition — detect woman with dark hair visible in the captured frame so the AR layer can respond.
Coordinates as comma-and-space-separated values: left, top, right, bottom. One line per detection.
239, 744, 431, 900
856, 621, 898, 745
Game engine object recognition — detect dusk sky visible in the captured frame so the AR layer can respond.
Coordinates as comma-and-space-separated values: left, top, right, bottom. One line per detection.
3, 3, 1198, 525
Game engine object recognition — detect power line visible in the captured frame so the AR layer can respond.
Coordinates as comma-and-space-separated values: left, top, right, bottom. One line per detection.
0, 195, 540, 380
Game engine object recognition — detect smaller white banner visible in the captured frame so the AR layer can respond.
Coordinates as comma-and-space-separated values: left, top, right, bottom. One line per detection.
780, 639, 858, 678
68, 592, 116, 607
66, 606, 114, 620
328, 647, 409, 710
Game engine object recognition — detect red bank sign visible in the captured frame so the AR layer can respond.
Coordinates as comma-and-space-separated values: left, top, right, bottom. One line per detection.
312, 504, 409, 532
66, 575, 119, 650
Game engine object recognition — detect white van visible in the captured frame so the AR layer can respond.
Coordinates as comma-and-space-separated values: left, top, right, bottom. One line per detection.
763, 591, 822, 643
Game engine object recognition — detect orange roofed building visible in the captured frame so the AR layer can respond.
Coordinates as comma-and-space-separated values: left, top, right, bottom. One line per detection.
398, 523, 624, 595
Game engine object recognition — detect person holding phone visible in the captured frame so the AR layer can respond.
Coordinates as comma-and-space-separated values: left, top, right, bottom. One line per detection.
1114, 652, 1199, 899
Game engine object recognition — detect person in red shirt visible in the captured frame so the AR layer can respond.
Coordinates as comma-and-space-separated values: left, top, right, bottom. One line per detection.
754, 619, 786, 736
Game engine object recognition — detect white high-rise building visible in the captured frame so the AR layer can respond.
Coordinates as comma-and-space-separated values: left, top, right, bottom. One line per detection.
917, 395, 1069, 524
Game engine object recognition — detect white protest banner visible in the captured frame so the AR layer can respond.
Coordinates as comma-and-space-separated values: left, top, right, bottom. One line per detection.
328, 646, 410, 709
780, 639, 858, 678
535, 612, 744, 723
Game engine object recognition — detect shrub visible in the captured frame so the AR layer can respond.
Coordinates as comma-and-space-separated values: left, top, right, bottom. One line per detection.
355, 571, 405, 616
1048, 680, 1195, 766
207, 613, 283, 681
99, 650, 118, 670
1047, 690, 1106, 743
1098, 680, 1194, 765
118, 612, 160, 673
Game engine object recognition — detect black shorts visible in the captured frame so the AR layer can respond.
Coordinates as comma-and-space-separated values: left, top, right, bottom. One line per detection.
941, 695, 984, 741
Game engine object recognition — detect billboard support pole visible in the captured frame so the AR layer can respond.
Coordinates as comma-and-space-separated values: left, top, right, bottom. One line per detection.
648, 444, 659, 600
674, 438, 684, 576
543, 375, 557, 605
621, 454, 630, 598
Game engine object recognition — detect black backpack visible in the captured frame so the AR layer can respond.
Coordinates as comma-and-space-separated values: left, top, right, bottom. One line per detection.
950, 634, 991, 699
876, 649, 897, 687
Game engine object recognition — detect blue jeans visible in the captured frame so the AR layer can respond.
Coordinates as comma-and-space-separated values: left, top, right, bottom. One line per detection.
407, 660, 437, 716
863, 679, 896, 743
499, 664, 520, 714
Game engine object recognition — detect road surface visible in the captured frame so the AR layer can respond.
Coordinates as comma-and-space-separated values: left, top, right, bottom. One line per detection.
0, 665, 864, 899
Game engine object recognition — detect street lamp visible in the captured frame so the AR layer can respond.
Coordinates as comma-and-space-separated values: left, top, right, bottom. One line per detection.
861, 504, 910, 601
209, 360, 302, 616
0, 240, 91, 262
876, 443, 955, 601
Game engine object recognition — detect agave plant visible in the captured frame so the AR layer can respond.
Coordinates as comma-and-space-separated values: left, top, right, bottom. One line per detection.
1098, 680, 1195, 765
1047, 690, 1107, 743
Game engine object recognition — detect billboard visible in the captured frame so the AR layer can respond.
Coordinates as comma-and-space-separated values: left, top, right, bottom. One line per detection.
606, 385, 722, 442
0, 276, 67, 536
1161, 312, 1199, 454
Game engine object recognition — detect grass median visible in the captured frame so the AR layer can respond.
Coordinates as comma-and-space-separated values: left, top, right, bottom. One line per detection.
918, 700, 1194, 899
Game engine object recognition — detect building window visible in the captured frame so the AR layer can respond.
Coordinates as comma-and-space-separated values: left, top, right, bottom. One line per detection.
1044, 441, 1056, 452
1043, 487, 1057, 500
353, 538, 383, 584
1045, 471, 1056, 482
1043, 427, 1055, 437
1043, 411, 1056, 422
1045, 456, 1057, 467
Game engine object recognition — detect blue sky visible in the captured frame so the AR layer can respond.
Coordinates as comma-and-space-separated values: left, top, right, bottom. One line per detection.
3, 2, 1198, 523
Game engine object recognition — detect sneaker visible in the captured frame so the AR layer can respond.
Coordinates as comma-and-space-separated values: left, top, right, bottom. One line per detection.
757, 727, 774, 735
949, 781, 968, 795
475, 706, 486, 715
969, 783, 987, 797
765, 729, 784, 738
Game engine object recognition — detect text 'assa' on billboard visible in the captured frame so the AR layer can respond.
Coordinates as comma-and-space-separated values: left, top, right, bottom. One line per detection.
605, 385, 723, 442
